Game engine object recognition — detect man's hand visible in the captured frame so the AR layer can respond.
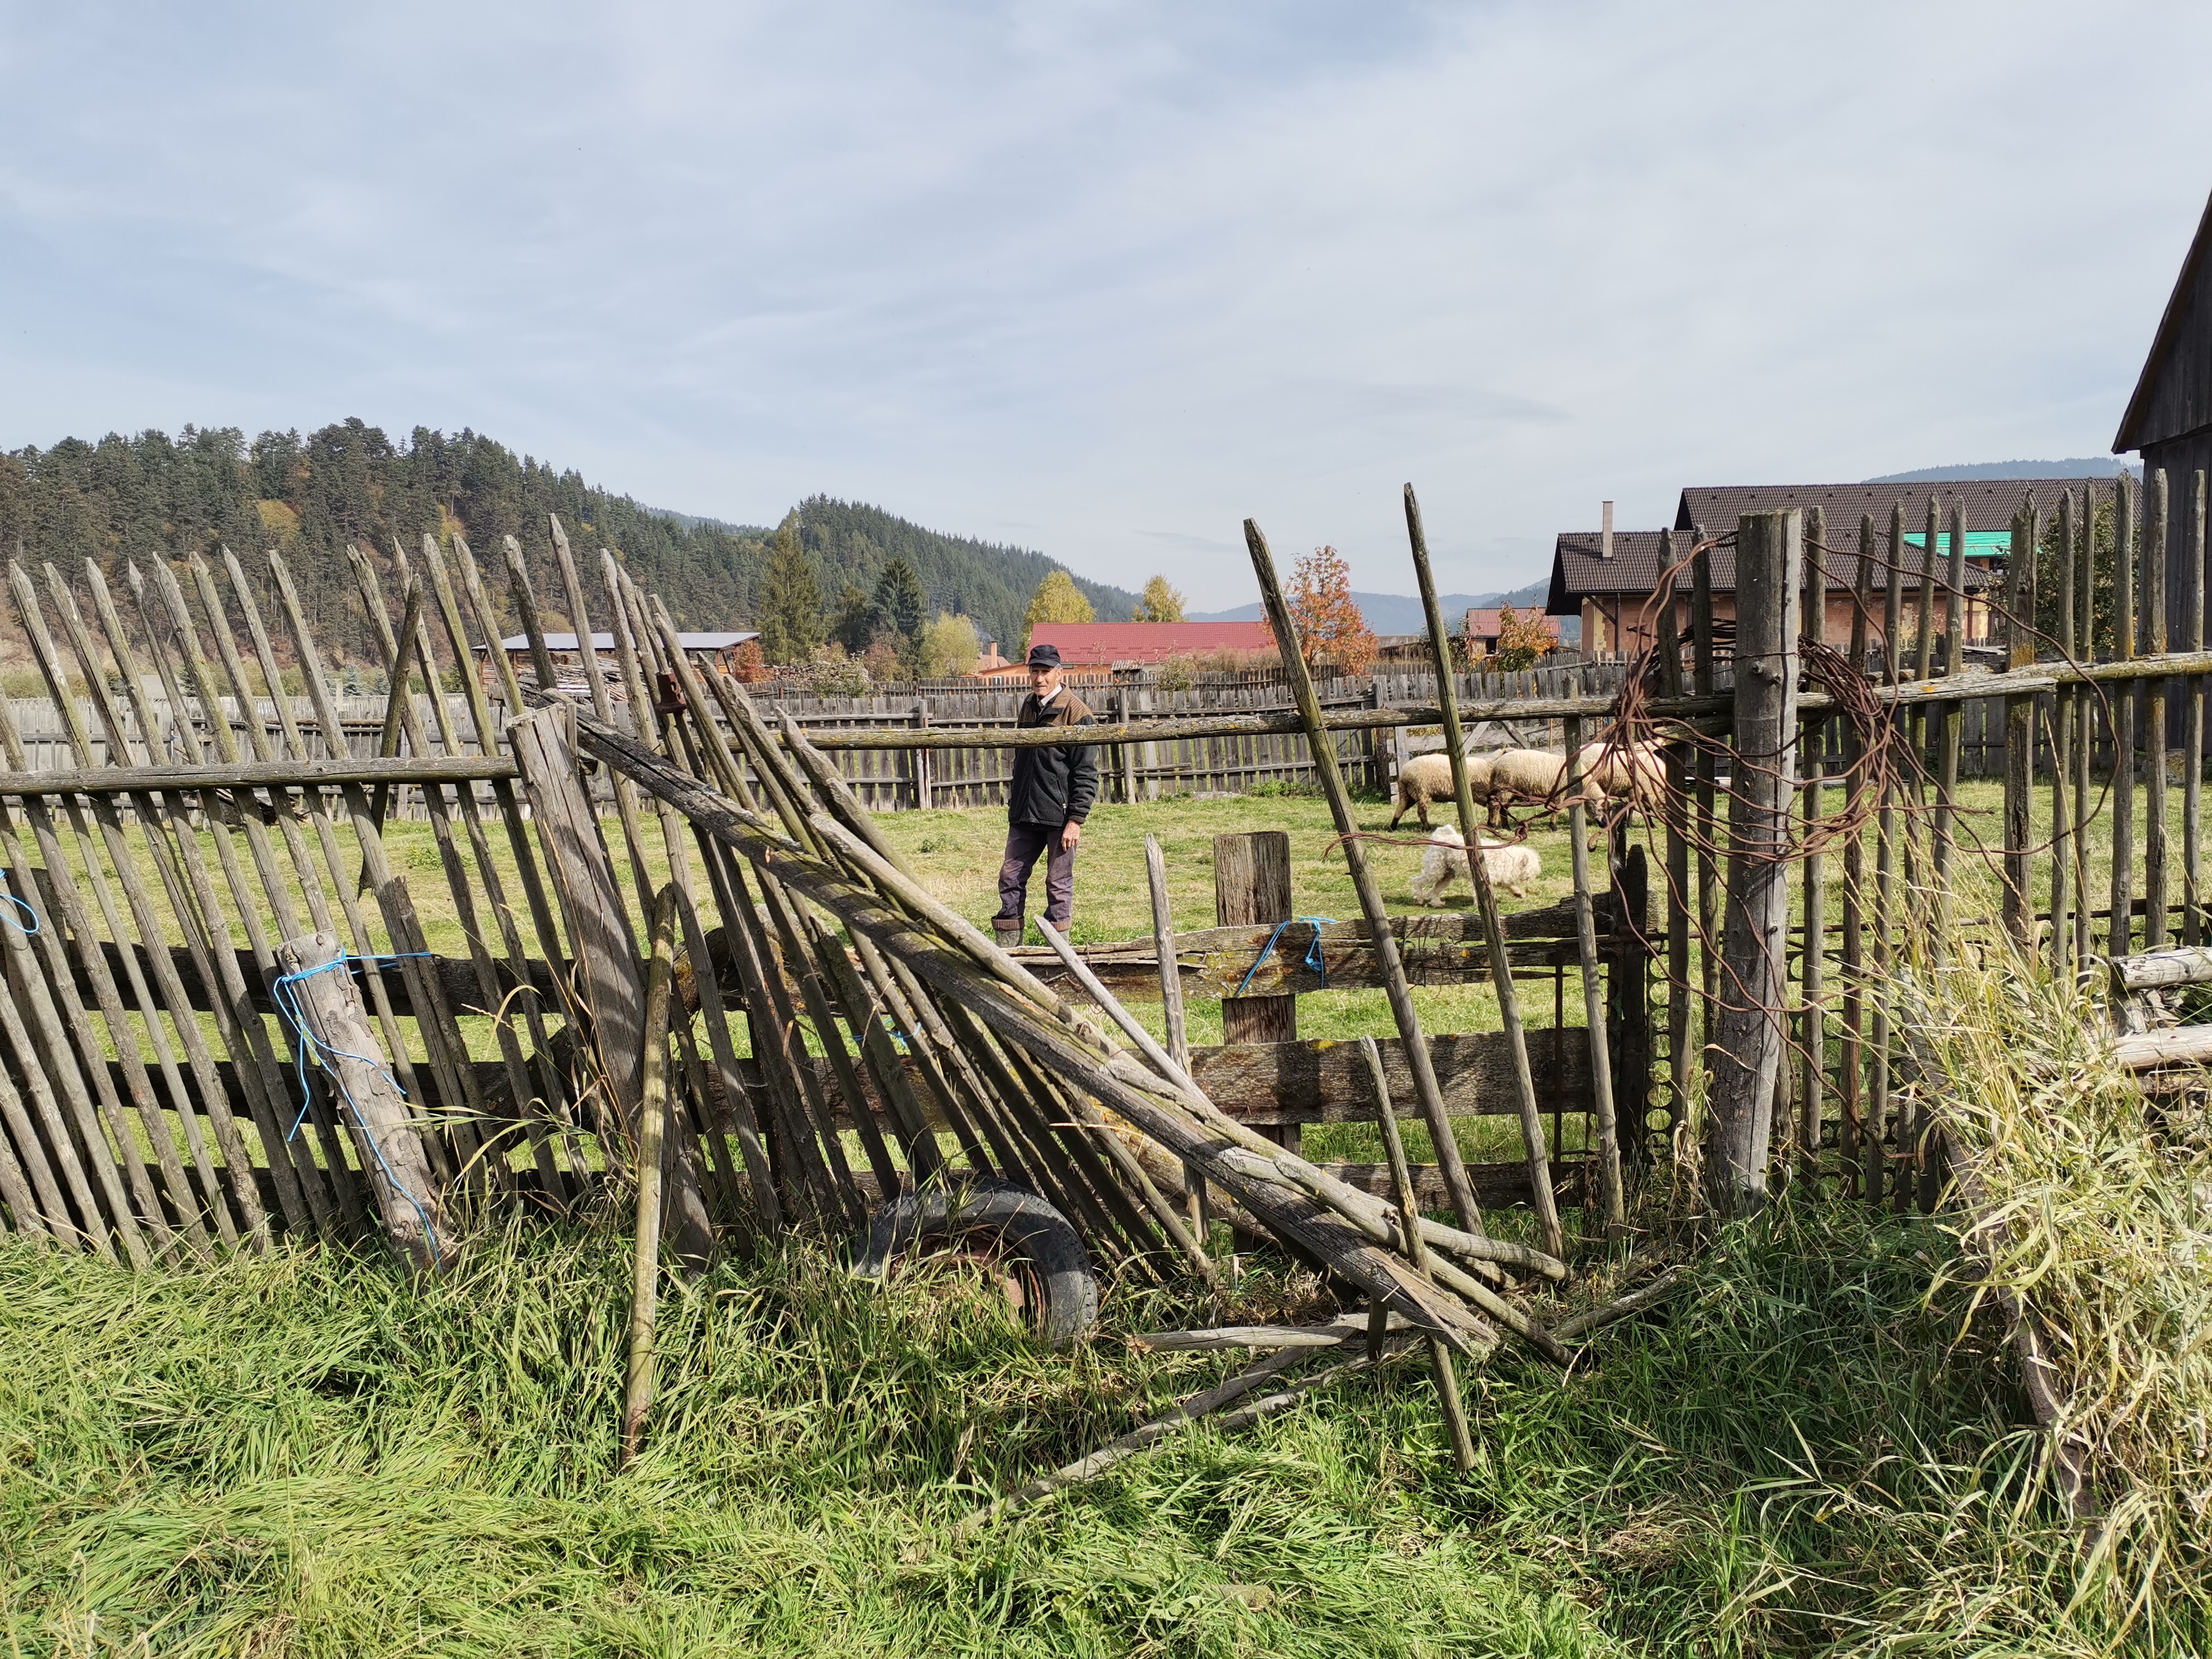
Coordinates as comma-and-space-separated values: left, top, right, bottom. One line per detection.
1060, 819, 1082, 851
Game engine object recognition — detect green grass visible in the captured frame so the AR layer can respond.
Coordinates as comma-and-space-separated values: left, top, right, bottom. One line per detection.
2, 1194, 2187, 1656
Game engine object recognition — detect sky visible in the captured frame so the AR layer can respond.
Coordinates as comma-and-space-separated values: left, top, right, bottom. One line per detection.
3, 1, 2210, 610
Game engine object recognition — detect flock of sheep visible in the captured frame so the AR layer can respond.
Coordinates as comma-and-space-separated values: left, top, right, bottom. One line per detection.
1387, 738, 1665, 907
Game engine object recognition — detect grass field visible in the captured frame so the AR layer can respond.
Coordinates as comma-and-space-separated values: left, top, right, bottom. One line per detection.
0, 1193, 2193, 1656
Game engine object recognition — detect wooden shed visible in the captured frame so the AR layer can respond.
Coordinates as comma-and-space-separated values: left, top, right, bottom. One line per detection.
2114, 183, 2212, 630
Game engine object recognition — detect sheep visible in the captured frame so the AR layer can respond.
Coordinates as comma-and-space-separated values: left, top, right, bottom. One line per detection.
1408, 825, 1542, 905
1389, 750, 1495, 830
1481, 747, 1606, 827
1574, 738, 1666, 818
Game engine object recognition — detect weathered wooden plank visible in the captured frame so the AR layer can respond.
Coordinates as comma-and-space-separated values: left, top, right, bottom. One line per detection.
1185, 1032, 1591, 1125
0, 755, 517, 797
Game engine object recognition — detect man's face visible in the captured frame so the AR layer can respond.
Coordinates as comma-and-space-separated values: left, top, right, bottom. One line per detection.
1028, 662, 1060, 697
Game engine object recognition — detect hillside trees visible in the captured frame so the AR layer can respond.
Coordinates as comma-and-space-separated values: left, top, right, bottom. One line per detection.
757, 516, 825, 665
918, 611, 980, 678
1135, 575, 1186, 623
1023, 569, 1094, 648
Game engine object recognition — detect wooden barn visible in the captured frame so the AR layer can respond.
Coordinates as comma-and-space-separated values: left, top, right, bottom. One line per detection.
2115, 184, 2212, 627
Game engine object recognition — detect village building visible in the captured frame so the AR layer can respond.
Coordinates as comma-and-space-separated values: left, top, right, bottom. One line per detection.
2114, 184, 2212, 629
984, 619, 1278, 681
1548, 482, 2113, 661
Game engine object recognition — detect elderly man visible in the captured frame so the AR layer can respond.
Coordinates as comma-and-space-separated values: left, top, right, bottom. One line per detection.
992, 642, 1097, 946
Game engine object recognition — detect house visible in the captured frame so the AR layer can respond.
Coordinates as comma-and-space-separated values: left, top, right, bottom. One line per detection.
2114, 182, 2212, 627
1548, 482, 2116, 661
1461, 608, 1562, 655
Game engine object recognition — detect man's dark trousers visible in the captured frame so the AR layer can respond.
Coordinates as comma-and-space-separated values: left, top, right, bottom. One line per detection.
997, 823, 1075, 930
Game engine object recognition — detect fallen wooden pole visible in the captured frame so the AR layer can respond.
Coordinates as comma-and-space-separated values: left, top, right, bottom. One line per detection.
1361, 1035, 1478, 1469
622, 885, 680, 1468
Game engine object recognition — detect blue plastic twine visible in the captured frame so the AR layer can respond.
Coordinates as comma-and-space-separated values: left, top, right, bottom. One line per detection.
1235, 916, 1337, 997
272, 949, 441, 1265
0, 872, 40, 936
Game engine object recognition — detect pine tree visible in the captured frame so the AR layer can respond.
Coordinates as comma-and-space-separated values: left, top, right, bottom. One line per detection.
1023, 568, 1094, 648
829, 581, 874, 655
1286, 545, 1376, 675
871, 556, 926, 641
757, 516, 824, 665
1134, 575, 1186, 622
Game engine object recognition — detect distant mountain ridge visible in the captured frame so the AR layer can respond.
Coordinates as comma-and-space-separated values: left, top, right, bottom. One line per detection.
1866, 458, 2141, 483
1191, 578, 1552, 633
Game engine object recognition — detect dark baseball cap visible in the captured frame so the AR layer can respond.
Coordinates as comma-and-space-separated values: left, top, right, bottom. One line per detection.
1026, 643, 1061, 668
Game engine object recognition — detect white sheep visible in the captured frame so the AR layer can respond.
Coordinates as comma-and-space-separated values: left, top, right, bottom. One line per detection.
1481, 747, 1608, 827
1389, 750, 1495, 831
1575, 738, 1666, 818
1408, 825, 1542, 905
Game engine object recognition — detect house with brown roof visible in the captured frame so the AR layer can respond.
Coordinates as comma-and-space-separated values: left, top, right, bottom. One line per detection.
1548, 481, 2115, 661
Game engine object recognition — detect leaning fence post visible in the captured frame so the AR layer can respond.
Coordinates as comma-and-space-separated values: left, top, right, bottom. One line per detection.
1708, 509, 1801, 1216
2001, 497, 2038, 949
622, 884, 679, 1469
275, 929, 444, 1274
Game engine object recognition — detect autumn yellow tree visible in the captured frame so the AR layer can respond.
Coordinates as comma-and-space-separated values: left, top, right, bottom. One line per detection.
1493, 606, 1556, 672
1285, 545, 1376, 676
1134, 575, 1186, 622
1023, 569, 1094, 649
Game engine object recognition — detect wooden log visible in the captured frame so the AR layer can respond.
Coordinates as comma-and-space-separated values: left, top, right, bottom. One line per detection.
275, 930, 442, 1271
2003, 498, 2038, 948
1799, 509, 1828, 1181
1552, 1265, 1683, 1342
1400, 487, 1535, 1241
1563, 712, 1621, 1230
1136, 1313, 1404, 1351
1215, 831, 1297, 1051
1360, 1035, 1477, 1468
2188, 472, 2206, 948
1145, 833, 1203, 1238
1709, 509, 1799, 1215
622, 885, 678, 1466
1839, 514, 1872, 1193
1692, 530, 1720, 1090
2077, 487, 2098, 971
2053, 489, 2078, 973
2146, 471, 2172, 951
2114, 477, 2138, 959
1657, 534, 1693, 1145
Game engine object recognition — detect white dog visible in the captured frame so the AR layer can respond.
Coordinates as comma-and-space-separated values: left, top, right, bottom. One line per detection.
1409, 824, 1541, 905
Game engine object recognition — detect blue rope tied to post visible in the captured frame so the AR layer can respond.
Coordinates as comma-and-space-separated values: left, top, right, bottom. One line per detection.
1235, 916, 1337, 997
272, 949, 441, 1266
0, 872, 40, 936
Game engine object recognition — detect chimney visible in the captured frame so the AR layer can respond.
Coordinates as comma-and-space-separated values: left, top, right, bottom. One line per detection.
1600, 499, 1615, 560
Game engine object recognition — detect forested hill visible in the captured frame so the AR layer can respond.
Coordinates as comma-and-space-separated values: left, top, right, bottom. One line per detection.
0, 420, 1129, 665
778, 496, 1133, 651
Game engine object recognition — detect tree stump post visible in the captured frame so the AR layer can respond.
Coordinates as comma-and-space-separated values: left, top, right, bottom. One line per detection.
276, 929, 444, 1274
1709, 509, 1801, 1216
1216, 830, 1297, 1154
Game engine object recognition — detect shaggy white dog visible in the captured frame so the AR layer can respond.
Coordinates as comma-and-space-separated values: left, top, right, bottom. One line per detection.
1408, 825, 1541, 905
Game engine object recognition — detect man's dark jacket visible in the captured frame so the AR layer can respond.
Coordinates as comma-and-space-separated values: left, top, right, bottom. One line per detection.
1008, 688, 1098, 827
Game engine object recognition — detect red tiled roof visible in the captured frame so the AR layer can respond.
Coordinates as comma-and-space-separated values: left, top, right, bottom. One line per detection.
1463, 608, 1561, 641
1029, 620, 1276, 665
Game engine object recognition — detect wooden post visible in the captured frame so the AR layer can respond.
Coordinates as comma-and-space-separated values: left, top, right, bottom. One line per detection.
276, 930, 443, 1273
1245, 517, 1503, 1244
1359, 1036, 1475, 1471
1216, 829, 1299, 1076
2077, 483, 2097, 971
2188, 471, 2207, 948
1839, 515, 1873, 1195
2113, 477, 2138, 959
622, 884, 678, 1468
2053, 489, 2076, 972
1655, 533, 1692, 1147
1564, 713, 1622, 1236
2002, 497, 2038, 948
1401, 486, 1554, 1250
1799, 507, 1827, 1184
1145, 833, 1206, 1240
1691, 531, 1719, 1080
2146, 470, 2172, 951
912, 702, 931, 810
1708, 510, 1801, 1216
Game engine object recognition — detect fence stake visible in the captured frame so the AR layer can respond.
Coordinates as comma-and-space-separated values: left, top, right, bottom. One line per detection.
2002, 497, 2038, 948
2146, 470, 2171, 951
1839, 514, 1872, 1196
2112, 477, 2138, 959
2053, 490, 2076, 973
1401, 486, 1557, 1250
1709, 510, 1800, 1216
1246, 513, 1508, 1245
1655, 533, 1692, 1148
622, 885, 678, 1467
1798, 508, 1827, 1185
2188, 471, 2207, 948
1145, 832, 1207, 1241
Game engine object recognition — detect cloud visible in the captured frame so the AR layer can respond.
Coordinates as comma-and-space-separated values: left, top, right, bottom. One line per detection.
2, 1, 2208, 609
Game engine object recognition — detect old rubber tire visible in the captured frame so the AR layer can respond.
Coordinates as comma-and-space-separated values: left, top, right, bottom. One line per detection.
855, 1185, 1099, 1347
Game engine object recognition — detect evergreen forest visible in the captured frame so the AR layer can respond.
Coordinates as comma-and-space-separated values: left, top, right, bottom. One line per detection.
0, 421, 1133, 667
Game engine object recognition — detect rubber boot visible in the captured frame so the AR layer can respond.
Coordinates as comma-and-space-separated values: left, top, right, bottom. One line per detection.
993, 920, 1024, 952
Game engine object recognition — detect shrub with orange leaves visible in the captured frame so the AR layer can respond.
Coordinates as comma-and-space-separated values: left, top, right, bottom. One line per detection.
1285, 545, 1377, 676
1493, 606, 1556, 672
